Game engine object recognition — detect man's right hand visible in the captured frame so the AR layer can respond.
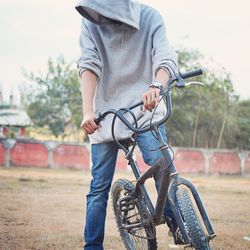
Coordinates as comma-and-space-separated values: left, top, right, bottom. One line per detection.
81, 111, 99, 135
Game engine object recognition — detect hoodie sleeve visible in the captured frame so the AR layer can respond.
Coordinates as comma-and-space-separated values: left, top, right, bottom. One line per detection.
77, 20, 102, 78
151, 12, 178, 78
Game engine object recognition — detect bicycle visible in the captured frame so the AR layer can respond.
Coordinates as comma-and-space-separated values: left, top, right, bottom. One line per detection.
95, 69, 216, 249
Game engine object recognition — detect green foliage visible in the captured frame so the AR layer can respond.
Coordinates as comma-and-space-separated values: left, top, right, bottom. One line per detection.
234, 100, 250, 150
21, 51, 250, 149
21, 56, 82, 137
167, 47, 250, 150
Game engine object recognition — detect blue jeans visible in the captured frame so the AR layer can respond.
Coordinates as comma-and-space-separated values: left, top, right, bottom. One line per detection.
84, 125, 175, 250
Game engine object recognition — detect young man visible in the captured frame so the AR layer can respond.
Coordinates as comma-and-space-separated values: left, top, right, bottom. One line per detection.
75, 0, 181, 249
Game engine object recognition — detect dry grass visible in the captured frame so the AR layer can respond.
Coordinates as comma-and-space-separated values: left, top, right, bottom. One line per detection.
0, 166, 250, 250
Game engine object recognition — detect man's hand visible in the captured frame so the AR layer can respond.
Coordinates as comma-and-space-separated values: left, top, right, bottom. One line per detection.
81, 110, 99, 135
142, 68, 170, 111
142, 87, 161, 112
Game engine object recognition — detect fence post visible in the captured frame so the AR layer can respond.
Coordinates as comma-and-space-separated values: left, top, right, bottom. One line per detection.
238, 151, 247, 176
2, 139, 16, 167
44, 141, 58, 168
202, 149, 214, 175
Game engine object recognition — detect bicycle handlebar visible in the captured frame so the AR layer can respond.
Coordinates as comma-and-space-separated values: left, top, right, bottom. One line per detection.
95, 68, 203, 133
180, 68, 203, 79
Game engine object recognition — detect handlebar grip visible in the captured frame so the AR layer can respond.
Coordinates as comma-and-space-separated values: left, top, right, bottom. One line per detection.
180, 68, 203, 79
94, 115, 103, 125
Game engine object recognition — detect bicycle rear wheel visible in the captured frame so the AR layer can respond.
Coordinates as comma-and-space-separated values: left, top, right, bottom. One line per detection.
177, 189, 211, 250
111, 178, 157, 250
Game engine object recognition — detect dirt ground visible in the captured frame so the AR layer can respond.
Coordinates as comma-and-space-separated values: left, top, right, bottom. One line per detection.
0, 166, 250, 250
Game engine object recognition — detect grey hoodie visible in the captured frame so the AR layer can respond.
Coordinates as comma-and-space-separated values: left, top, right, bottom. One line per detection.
76, 0, 178, 144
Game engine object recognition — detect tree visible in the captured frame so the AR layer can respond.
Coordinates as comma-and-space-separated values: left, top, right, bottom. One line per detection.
21, 56, 82, 138
21, 51, 250, 149
234, 100, 250, 150
167, 47, 241, 149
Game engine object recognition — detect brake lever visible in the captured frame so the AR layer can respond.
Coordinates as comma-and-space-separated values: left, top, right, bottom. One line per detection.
175, 75, 186, 88
184, 81, 204, 87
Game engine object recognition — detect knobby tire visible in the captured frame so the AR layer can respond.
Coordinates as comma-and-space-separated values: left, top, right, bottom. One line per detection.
112, 179, 157, 250
177, 189, 211, 250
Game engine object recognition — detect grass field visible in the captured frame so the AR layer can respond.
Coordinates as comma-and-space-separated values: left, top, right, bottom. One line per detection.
0, 166, 250, 250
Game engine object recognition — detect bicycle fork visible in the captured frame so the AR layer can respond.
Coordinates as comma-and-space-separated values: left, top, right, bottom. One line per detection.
154, 126, 216, 245
167, 174, 216, 244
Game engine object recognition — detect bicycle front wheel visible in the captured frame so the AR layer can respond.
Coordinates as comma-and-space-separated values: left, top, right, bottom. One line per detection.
177, 189, 211, 250
111, 178, 157, 250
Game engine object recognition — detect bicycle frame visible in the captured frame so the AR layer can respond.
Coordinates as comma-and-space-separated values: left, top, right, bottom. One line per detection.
124, 125, 216, 244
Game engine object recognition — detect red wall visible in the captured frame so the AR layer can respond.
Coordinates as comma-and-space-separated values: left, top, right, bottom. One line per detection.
134, 151, 150, 172
209, 152, 241, 174
53, 144, 89, 170
10, 142, 48, 167
174, 149, 205, 174
0, 143, 6, 165
120, 149, 206, 174
116, 150, 129, 171
0, 139, 249, 175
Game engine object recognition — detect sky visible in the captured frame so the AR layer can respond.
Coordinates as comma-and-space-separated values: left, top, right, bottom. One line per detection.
0, 0, 249, 104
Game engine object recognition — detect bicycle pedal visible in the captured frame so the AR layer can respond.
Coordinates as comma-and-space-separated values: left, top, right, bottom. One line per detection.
168, 244, 183, 249
168, 243, 191, 249
119, 196, 135, 212
184, 244, 191, 249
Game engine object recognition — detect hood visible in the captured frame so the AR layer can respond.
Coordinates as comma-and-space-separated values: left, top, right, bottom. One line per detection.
75, 0, 141, 30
